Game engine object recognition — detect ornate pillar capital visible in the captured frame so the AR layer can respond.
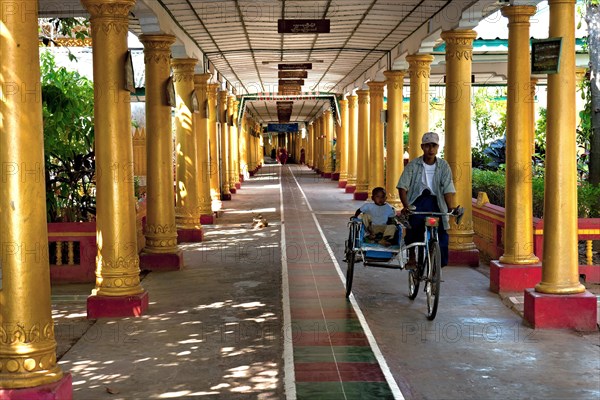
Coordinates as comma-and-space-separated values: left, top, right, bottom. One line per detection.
441, 29, 477, 61
348, 94, 358, 108
366, 81, 385, 97
383, 70, 406, 87
171, 58, 198, 81
81, 0, 135, 34
501, 4, 537, 22
193, 73, 211, 87
339, 98, 348, 107
406, 54, 434, 79
356, 89, 370, 104
140, 34, 176, 65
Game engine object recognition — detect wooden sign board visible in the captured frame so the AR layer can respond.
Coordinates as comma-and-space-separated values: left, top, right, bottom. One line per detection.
279, 79, 304, 86
278, 63, 312, 70
531, 38, 562, 74
278, 19, 330, 34
277, 71, 308, 79
279, 70, 308, 79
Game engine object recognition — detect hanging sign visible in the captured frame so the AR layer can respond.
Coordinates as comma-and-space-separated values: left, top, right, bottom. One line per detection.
531, 38, 562, 74
278, 19, 330, 34
279, 79, 304, 86
279, 70, 308, 79
268, 123, 299, 133
125, 50, 135, 93
278, 63, 312, 70
166, 76, 176, 107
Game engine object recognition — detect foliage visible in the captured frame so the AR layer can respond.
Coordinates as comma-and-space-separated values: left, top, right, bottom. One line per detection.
41, 51, 96, 222
471, 88, 507, 169
39, 18, 90, 61
472, 169, 600, 218
482, 137, 507, 170
577, 182, 600, 217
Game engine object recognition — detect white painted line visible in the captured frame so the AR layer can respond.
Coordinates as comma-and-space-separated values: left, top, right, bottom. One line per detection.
279, 166, 297, 400
289, 166, 406, 400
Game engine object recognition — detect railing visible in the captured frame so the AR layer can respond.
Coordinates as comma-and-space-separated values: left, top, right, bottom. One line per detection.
48, 198, 147, 284
48, 222, 96, 283
472, 192, 600, 283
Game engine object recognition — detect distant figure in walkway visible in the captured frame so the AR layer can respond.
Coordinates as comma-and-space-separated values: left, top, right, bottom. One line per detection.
397, 132, 457, 267
270, 148, 276, 160
354, 187, 397, 246
300, 148, 306, 164
278, 147, 288, 165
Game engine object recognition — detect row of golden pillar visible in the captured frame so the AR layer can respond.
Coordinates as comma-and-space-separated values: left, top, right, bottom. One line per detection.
0, 0, 265, 393
304, 1, 585, 299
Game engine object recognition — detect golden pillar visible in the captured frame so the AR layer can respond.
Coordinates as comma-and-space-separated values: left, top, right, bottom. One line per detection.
406, 54, 434, 160
239, 116, 248, 178
231, 99, 241, 189
441, 30, 478, 253
193, 73, 213, 221
227, 95, 237, 193
323, 110, 334, 176
346, 95, 359, 192
536, 0, 585, 294
0, 0, 65, 389
258, 132, 264, 166
308, 123, 314, 167
218, 90, 231, 199
84, 0, 147, 313
172, 58, 202, 234
139, 34, 180, 255
339, 99, 349, 186
354, 89, 370, 200
499, 6, 539, 265
384, 70, 406, 208
207, 83, 221, 207
367, 81, 385, 192
314, 117, 322, 172
530, 77, 539, 155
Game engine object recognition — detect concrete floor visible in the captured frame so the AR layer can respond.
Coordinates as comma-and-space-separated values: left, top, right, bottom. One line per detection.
43, 162, 600, 399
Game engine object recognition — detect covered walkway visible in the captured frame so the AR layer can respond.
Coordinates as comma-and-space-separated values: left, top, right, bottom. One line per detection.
50, 163, 600, 399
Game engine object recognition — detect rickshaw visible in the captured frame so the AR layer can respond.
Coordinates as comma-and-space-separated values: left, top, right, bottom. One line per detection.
344, 207, 463, 320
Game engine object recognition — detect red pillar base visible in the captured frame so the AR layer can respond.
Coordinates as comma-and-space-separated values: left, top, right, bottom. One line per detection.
200, 214, 214, 225
221, 193, 232, 201
448, 248, 480, 267
345, 185, 356, 193
139, 251, 184, 272
0, 374, 72, 400
338, 180, 347, 188
177, 228, 203, 243
353, 191, 368, 201
489, 261, 542, 293
230, 188, 237, 194
239, 174, 244, 183
321, 172, 332, 178
87, 291, 149, 319
235, 182, 241, 189
331, 172, 340, 181
524, 288, 598, 331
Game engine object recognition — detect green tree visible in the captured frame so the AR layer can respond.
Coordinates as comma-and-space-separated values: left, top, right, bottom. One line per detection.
584, 0, 600, 184
41, 51, 96, 222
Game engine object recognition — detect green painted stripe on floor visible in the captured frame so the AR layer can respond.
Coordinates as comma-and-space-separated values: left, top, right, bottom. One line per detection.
296, 381, 394, 400
294, 346, 378, 363
292, 318, 363, 333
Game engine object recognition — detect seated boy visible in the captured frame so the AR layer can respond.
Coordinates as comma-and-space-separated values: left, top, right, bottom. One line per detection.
354, 187, 398, 246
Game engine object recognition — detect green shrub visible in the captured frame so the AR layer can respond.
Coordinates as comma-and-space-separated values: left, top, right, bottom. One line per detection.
578, 183, 600, 218
472, 169, 599, 218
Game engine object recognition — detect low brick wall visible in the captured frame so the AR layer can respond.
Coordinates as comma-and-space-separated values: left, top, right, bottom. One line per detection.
472, 194, 600, 283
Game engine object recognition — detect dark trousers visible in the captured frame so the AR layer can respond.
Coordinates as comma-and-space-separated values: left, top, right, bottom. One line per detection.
405, 191, 449, 266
